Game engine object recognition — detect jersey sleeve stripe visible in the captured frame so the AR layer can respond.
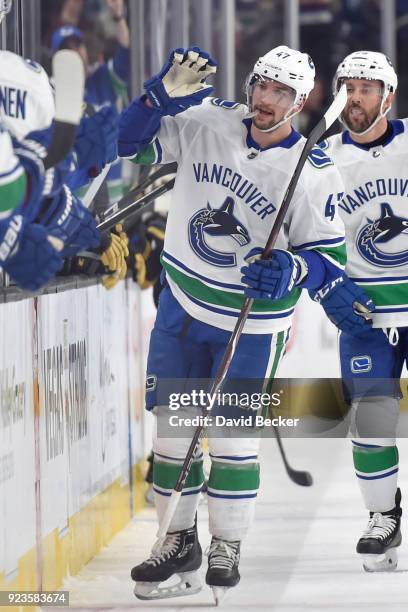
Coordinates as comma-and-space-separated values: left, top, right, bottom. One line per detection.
315, 249, 346, 270
292, 236, 345, 250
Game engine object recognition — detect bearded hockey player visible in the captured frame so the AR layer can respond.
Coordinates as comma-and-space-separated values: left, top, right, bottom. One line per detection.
118, 45, 373, 602
320, 51, 404, 572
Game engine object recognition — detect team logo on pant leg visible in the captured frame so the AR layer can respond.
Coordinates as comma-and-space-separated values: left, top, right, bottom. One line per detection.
188, 196, 250, 267
350, 355, 372, 373
356, 202, 408, 267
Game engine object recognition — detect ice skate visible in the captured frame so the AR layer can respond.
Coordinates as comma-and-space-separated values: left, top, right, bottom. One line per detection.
357, 488, 402, 572
131, 523, 202, 600
205, 536, 241, 605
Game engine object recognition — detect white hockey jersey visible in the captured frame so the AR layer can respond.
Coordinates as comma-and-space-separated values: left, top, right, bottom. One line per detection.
323, 119, 408, 328
137, 98, 346, 333
0, 51, 55, 139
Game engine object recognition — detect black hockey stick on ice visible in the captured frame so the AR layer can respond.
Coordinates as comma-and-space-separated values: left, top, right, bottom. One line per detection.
44, 50, 85, 170
271, 418, 313, 486
152, 85, 348, 550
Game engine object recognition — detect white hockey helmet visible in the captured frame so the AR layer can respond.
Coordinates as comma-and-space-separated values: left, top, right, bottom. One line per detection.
0, 0, 12, 24
246, 45, 315, 132
333, 50, 398, 135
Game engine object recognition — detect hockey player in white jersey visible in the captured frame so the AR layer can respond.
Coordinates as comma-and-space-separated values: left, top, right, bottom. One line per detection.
320, 51, 405, 572
118, 45, 373, 602
0, 49, 130, 288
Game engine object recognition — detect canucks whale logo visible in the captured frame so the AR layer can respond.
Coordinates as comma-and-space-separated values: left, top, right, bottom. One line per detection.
357, 202, 408, 267
188, 196, 250, 267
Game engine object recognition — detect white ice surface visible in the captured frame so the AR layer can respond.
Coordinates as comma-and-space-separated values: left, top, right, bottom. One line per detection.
45, 437, 408, 612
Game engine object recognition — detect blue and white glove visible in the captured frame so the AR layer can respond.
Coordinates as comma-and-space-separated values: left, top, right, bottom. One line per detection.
310, 275, 375, 336
144, 46, 217, 116
24, 124, 74, 199
11, 133, 47, 220
0, 214, 64, 291
74, 106, 118, 178
37, 185, 101, 257
241, 247, 304, 300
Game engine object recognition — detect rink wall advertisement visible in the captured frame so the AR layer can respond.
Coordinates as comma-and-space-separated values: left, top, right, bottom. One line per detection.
0, 281, 154, 598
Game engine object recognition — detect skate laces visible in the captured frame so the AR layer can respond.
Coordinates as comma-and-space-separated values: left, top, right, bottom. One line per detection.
147, 533, 180, 567
206, 539, 240, 570
364, 512, 397, 540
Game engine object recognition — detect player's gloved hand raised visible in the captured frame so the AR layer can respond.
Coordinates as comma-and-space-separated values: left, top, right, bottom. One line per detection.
144, 46, 217, 116
0, 215, 64, 291
310, 275, 375, 336
74, 106, 119, 178
241, 247, 302, 300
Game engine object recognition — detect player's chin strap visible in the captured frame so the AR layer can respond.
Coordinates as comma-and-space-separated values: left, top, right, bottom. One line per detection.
245, 102, 301, 134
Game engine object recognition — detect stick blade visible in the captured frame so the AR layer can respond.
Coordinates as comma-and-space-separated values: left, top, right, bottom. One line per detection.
289, 469, 313, 487
53, 50, 85, 124
44, 50, 85, 169
323, 83, 347, 131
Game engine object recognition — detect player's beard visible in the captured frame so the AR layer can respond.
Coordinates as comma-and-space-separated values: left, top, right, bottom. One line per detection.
342, 102, 380, 133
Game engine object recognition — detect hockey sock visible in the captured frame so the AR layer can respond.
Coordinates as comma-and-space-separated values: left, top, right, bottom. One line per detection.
352, 441, 399, 512
207, 457, 260, 540
153, 452, 204, 531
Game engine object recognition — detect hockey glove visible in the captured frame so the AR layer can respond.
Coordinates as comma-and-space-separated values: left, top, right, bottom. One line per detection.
101, 224, 129, 290
144, 46, 217, 116
11, 134, 46, 220
24, 124, 75, 198
310, 275, 375, 336
38, 186, 101, 257
0, 215, 64, 291
241, 247, 304, 300
74, 106, 118, 178
128, 213, 166, 289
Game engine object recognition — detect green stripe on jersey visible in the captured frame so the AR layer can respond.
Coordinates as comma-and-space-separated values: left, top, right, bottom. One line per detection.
130, 143, 156, 165
162, 258, 301, 313
356, 282, 408, 306
0, 171, 26, 212
353, 445, 398, 474
208, 461, 260, 492
315, 243, 346, 266
153, 457, 204, 490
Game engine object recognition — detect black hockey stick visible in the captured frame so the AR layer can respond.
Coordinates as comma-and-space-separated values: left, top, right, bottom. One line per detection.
76, 173, 175, 259
99, 162, 177, 223
272, 423, 313, 486
44, 50, 85, 169
96, 176, 175, 232
153, 85, 347, 549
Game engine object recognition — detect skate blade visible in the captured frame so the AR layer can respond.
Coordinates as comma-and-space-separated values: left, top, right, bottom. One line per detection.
212, 586, 229, 606
134, 571, 202, 600
361, 548, 398, 573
